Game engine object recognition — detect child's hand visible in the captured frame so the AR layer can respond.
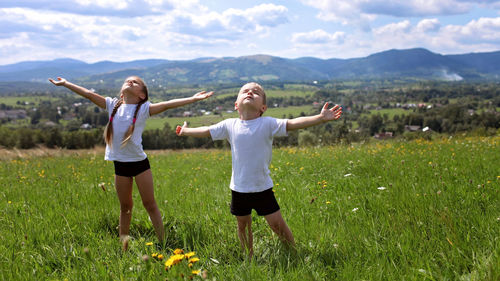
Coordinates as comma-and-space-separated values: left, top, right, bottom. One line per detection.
320, 102, 342, 121
176, 121, 188, 136
192, 91, 213, 101
48, 77, 67, 86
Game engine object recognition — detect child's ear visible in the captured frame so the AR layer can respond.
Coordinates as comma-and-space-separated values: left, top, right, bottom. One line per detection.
234, 101, 239, 111
260, 104, 267, 114
139, 92, 146, 100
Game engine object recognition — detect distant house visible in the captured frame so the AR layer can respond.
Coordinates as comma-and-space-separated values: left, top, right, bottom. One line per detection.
43, 121, 57, 127
80, 123, 92, 130
374, 132, 394, 139
0, 109, 27, 119
183, 111, 193, 117
405, 125, 421, 132
422, 126, 433, 132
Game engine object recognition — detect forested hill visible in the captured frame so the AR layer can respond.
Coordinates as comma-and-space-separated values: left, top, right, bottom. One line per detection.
2, 48, 500, 85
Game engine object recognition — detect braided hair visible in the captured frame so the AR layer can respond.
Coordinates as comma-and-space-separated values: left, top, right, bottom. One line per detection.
103, 76, 149, 147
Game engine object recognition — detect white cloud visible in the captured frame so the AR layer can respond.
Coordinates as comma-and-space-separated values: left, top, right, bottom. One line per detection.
443, 17, 500, 43
300, 0, 500, 26
0, 0, 191, 17
373, 20, 412, 36
416, 19, 441, 33
291, 29, 345, 44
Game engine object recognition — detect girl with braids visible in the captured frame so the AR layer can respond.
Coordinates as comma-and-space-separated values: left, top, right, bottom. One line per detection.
49, 76, 213, 250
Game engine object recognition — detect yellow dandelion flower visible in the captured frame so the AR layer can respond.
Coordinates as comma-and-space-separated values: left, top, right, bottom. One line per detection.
165, 259, 174, 268
326, 201, 331, 204
189, 257, 200, 264
192, 270, 201, 275
8, 201, 11, 204
188, 263, 193, 268
152, 253, 158, 258
185, 252, 196, 259
157, 254, 164, 260
173, 248, 184, 254
145, 242, 153, 246
168, 254, 185, 265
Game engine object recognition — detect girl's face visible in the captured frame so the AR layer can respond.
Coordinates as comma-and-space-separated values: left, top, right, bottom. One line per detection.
235, 83, 267, 114
121, 77, 146, 100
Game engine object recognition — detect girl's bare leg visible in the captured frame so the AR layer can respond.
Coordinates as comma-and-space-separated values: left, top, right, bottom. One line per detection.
135, 169, 165, 243
236, 215, 253, 258
115, 175, 134, 250
264, 210, 295, 247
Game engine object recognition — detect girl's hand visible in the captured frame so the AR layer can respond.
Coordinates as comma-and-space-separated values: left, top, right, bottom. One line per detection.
176, 121, 188, 136
48, 77, 67, 86
320, 102, 342, 121
192, 91, 213, 101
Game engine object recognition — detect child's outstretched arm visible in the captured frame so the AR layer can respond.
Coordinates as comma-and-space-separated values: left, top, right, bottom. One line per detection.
48, 77, 106, 109
286, 102, 342, 131
176, 121, 211, 138
149, 91, 213, 116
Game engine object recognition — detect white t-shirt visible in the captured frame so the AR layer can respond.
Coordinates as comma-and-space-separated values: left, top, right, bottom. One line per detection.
209, 117, 288, 193
104, 97, 150, 162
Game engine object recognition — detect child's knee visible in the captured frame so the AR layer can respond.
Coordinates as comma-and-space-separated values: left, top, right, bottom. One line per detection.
120, 202, 133, 213
142, 200, 158, 213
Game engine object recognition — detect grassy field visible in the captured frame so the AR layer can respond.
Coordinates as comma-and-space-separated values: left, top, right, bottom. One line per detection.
146, 105, 315, 130
0, 96, 62, 107
0, 136, 499, 280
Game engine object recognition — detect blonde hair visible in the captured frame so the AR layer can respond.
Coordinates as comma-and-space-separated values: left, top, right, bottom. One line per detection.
103, 76, 149, 147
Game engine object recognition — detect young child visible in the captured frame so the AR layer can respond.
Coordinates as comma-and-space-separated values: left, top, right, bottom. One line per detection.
49, 76, 213, 250
176, 82, 341, 257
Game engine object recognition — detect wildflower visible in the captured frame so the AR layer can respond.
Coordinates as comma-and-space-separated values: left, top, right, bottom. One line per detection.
377, 187, 386, 190
326, 201, 331, 204
188, 257, 200, 264
192, 270, 201, 275
8, 201, 11, 204
157, 254, 164, 260
352, 208, 359, 212
185, 252, 196, 259
145, 242, 153, 246
173, 249, 184, 255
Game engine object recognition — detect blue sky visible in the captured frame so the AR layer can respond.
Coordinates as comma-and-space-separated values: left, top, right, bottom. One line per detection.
1, 0, 500, 65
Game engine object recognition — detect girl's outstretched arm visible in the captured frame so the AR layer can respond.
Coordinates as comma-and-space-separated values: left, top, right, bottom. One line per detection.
149, 91, 213, 116
286, 102, 342, 131
176, 121, 211, 138
49, 77, 106, 109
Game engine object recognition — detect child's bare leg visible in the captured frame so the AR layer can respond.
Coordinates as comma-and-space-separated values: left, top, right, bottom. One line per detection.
264, 210, 295, 247
236, 215, 253, 258
115, 175, 134, 250
135, 169, 165, 243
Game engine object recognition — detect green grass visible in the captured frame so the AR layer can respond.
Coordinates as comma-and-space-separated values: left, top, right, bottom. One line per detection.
1, 136, 499, 280
146, 105, 315, 130
0, 96, 61, 107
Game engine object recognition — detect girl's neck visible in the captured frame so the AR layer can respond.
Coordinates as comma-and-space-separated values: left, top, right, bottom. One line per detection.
122, 95, 141, 104
238, 109, 261, 120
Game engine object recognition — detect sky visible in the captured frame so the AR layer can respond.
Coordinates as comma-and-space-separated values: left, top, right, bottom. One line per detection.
1, 0, 500, 65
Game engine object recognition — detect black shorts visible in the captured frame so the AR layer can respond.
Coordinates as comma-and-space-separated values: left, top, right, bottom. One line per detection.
230, 188, 280, 216
113, 158, 151, 177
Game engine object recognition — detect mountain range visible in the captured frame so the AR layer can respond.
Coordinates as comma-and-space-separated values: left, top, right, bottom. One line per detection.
2, 48, 500, 85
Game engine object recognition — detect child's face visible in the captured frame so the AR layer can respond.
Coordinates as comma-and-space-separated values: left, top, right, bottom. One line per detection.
121, 76, 146, 100
235, 83, 267, 115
